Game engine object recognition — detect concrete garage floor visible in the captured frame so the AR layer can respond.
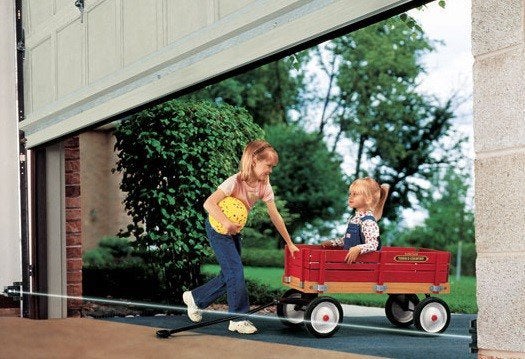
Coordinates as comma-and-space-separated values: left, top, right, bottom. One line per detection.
0, 317, 381, 359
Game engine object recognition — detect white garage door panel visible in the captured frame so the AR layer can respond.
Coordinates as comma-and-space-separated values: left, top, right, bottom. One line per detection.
122, 0, 159, 66
20, 0, 412, 148
57, 20, 83, 98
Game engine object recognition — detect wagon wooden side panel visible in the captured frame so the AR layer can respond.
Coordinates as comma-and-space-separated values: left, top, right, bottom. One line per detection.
283, 245, 451, 295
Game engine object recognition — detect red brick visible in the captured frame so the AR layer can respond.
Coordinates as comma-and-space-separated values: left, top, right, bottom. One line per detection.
66, 233, 82, 246
64, 148, 80, 160
66, 246, 82, 259
65, 159, 80, 173
65, 185, 80, 197
65, 172, 80, 185
65, 197, 81, 208
67, 258, 83, 271
67, 308, 82, 317
66, 220, 81, 234
67, 271, 82, 284
63, 137, 79, 148
66, 208, 81, 221
67, 284, 82, 297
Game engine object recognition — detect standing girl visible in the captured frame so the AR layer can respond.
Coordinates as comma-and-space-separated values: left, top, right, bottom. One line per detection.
321, 177, 389, 263
183, 140, 299, 334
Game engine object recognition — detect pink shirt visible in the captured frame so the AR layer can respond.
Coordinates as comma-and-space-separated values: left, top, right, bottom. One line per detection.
218, 173, 274, 210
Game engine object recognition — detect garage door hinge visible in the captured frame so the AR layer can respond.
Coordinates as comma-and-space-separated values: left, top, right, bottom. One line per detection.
16, 29, 25, 60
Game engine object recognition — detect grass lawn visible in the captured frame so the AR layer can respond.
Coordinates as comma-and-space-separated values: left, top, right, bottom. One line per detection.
202, 264, 477, 314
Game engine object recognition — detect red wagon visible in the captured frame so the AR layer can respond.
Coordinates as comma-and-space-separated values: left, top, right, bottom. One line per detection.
277, 244, 451, 337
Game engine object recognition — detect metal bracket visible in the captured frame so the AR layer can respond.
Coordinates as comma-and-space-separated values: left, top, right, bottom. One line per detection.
429, 285, 443, 293
374, 284, 387, 293
3, 282, 22, 301
74, 0, 85, 23
283, 276, 291, 284
315, 284, 328, 292
16, 28, 25, 60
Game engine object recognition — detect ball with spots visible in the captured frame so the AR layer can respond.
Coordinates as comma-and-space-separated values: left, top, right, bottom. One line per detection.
209, 196, 248, 234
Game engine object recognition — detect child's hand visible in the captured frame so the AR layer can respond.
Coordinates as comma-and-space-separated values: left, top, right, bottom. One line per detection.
287, 243, 299, 258
344, 246, 361, 263
320, 240, 335, 248
223, 221, 242, 235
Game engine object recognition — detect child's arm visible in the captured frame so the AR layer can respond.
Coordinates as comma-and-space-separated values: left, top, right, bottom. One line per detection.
265, 200, 299, 257
204, 189, 242, 235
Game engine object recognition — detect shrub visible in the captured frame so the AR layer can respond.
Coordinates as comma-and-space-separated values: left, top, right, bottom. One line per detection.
242, 248, 284, 267
113, 100, 264, 300
82, 237, 160, 300
203, 248, 284, 268
202, 273, 283, 304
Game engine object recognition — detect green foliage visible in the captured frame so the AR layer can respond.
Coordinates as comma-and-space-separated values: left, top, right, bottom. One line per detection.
241, 248, 284, 267
82, 237, 160, 300
306, 16, 460, 222
394, 166, 475, 274
113, 100, 264, 299
203, 248, 284, 267
202, 272, 283, 305
265, 123, 348, 237
184, 52, 310, 126
83, 236, 141, 269
243, 194, 299, 248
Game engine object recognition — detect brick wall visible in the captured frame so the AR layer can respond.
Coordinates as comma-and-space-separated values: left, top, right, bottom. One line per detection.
64, 137, 82, 317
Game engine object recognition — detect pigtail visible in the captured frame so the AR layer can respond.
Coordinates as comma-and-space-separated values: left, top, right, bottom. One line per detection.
373, 184, 390, 221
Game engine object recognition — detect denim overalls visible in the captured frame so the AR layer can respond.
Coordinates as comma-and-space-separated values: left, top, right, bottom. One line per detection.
343, 215, 382, 250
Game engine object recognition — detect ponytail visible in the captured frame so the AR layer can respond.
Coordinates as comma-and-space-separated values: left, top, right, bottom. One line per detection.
374, 184, 390, 221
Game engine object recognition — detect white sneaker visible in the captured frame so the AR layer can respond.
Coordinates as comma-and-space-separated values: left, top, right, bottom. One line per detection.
182, 291, 202, 322
228, 320, 257, 334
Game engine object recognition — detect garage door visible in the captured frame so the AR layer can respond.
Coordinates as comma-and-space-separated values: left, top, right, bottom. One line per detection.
19, 0, 418, 148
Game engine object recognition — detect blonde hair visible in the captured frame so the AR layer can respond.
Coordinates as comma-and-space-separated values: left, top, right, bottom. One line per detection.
239, 140, 278, 181
350, 177, 387, 211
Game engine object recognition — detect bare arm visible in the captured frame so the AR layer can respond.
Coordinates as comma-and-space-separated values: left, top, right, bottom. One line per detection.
266, 200, 299, 256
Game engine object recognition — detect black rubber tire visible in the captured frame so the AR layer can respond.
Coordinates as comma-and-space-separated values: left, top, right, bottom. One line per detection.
413, 297, 451, 333
277, 289, 316, 328
385, 294, 420, 328
304, 296, 343, 338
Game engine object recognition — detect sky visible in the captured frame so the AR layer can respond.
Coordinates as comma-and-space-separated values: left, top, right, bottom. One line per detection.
404, 0, 474, 227
409, 0, 473, 146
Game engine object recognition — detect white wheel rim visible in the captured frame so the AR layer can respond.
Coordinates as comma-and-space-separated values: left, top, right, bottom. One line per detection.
392, 297, 416, 323
419, 302, 448, 333
283, 293, 305, 324
310, 302, 340, 334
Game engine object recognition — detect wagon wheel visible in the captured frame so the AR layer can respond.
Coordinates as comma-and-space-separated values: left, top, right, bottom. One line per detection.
413, 297, 451, 333
304, 297, 343, 338
385, 294, 420, 328
276, 289, 317, 328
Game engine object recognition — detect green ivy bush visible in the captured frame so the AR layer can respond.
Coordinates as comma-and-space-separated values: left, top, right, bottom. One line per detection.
113, 100, 264, 301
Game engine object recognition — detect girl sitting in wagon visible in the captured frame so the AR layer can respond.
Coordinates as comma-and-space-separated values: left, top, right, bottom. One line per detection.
321, 177, 389, 263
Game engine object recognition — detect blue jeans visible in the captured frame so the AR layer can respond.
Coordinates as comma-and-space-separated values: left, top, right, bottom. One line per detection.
191, 219, 249, 314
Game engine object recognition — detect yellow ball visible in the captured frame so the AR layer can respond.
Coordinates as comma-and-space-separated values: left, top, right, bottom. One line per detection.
209, 196, 248, 234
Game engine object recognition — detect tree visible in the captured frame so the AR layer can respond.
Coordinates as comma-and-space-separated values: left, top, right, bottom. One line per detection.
184, 53, 309, 126
396, 165, 475, 275
113, 100, 264, 299
265, 123, 348, 239
304, 15, 462, 221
